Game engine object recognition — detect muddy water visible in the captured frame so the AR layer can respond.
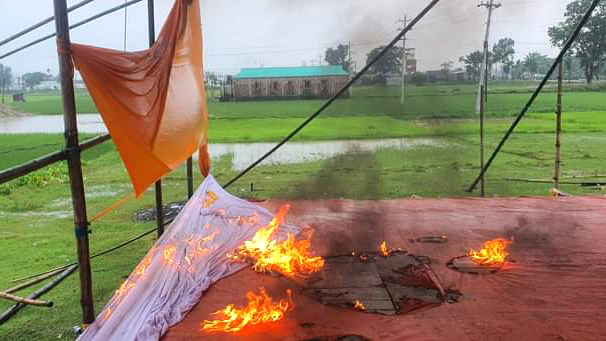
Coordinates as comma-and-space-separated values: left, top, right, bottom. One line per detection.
0, 113, 106, 133
0, 114, 449, 172
208, 138, 448, 171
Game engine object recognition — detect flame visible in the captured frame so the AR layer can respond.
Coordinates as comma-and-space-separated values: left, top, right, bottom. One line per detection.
115, 280, 135, 303
354, 300, 365, 310
231, 204, 324, 278
104, 307, 112, 320
163, 245, 176, 265
468, 238, 509, 265
201, 287, 293, 333
204, 191, 218, 208
135, 251, 154, 277
380, 241, 390, 257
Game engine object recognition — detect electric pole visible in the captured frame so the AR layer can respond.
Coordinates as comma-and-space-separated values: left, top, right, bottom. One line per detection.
476, 0, 501, 112
397, 15, 409, 105
476, 0, 500, 196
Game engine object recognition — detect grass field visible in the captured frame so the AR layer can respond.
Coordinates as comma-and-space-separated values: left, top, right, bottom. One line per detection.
1, 82, 606, 339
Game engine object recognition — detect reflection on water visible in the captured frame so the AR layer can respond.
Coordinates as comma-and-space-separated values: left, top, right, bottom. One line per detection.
0, 114, 106, 133
208, 138, 449, 171
0, 114, 450, 172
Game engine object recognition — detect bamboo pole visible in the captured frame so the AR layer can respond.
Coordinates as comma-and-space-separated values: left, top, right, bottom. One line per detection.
4, 268, 65, 294
554, 62, 563, 189
187, 157, 194, 199
0, 265, 77, 325
0, 134, 110, 185
147, 0, 164, 237
479, 85, 486, 197
0, 292, 53, 307
53, 0, 95, 324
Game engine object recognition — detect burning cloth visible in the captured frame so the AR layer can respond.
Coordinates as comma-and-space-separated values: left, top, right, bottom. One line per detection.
78, 175, 299, 340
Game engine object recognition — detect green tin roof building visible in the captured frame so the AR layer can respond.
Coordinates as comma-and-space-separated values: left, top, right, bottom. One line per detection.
229, 65, 350, 101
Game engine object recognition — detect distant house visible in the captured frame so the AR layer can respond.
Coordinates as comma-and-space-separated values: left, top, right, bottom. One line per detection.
450, 69, 471, 81
73, 79, 87, 89
426, 70, 449, 82
33, 80, 60, 90
231, 66, 349, 100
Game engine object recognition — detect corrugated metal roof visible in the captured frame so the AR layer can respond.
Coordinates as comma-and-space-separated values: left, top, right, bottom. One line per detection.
234, 65, 348, 79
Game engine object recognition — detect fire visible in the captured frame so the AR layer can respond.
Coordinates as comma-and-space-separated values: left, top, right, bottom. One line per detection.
231, 204, 324, 278
134, 251, 154, 277
468, 238, 509, 265
163, 245, 176, 265
380, 241, 389, 256
354, 300, 365, 310
201, 287, 293, 333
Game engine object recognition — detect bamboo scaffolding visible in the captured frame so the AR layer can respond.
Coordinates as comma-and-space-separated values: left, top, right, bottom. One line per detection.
554, 62, 563, 189
0, 265, 77, 325
0, 292, 53, 307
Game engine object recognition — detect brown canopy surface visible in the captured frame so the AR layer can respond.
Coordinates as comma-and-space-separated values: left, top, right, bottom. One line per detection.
165, 196, 606, 340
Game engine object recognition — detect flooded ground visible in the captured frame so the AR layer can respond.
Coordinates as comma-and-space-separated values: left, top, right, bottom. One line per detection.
0, 113, 106, 134
208, 138, 450, 171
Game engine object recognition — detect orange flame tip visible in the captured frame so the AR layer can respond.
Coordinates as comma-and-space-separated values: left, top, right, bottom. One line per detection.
468, 238, 509, 265
354, 300, 365, 310
380, 241, 389, 257
232, 204, 324, 278
201, 287, 293, 333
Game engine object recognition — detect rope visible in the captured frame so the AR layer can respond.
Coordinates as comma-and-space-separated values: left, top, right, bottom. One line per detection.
222, 0, 441, 189
11, 220, 171, 283
89, 192, 134, 223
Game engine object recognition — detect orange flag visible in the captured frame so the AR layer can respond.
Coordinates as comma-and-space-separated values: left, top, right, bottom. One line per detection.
71, 0, 210, 196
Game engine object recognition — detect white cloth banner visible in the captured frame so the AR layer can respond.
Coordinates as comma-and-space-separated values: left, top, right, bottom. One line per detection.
79, 175, 298, 340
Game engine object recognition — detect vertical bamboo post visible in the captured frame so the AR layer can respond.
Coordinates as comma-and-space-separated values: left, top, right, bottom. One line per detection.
53, 0, 95, 324
554, 62, 563, 189
147, 0, 164, 237
480, 85, 485, 197
186, 157, 194, 199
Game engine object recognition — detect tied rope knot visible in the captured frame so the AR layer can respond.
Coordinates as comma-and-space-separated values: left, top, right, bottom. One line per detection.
56, 37, 74, 79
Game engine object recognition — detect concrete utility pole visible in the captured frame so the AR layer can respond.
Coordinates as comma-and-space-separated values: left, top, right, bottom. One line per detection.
476, 0, 500, 196
476, 0, 501, 112
397, 15, 409, 105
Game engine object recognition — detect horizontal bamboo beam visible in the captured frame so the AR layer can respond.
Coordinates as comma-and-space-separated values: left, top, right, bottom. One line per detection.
0, 265, 77, 325
4, 268, 65, 294
0, 292, 53, 307
0, 149, 65, 185
0, 134, 111, 185
0, 0, 93, 49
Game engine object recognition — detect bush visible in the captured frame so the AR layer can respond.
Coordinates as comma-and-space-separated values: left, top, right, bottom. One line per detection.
0, 184, 10, 195
16, 164, 69, 187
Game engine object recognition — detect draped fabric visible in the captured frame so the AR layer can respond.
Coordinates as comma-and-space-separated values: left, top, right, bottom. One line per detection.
78, 175, 299, 340
71, 0, 210, 196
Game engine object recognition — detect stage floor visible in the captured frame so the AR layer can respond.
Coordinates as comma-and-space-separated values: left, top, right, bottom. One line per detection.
164, 196, 606, 341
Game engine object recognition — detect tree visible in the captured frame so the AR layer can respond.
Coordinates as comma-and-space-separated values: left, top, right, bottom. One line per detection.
410, 71, 427, 85
0, 64, 12, 104
22, 72, 47, 91
523, 52, 553, 79
366, 45, 404, 83
492, 38, 515, 79
548, 0, 606, 83
459, 51, 484, 80
440, 61, 453, 79
324, 44, 351, 73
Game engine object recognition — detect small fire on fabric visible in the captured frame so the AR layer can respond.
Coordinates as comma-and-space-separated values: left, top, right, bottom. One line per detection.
468, 238, 509, 265
353, 300, 365, 311
201, 287, 293, 333
229, 204, 324, 278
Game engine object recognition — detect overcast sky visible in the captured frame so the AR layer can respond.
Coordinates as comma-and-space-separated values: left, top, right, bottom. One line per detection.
0, 0, 572, 77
